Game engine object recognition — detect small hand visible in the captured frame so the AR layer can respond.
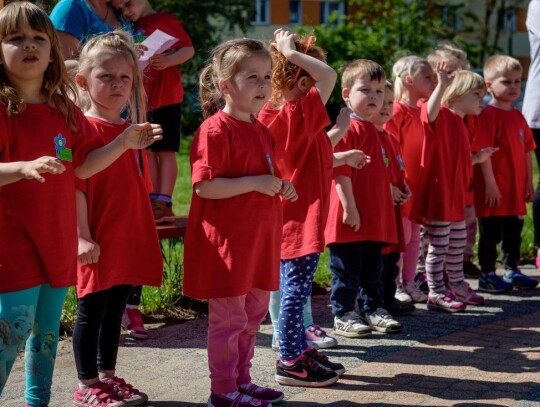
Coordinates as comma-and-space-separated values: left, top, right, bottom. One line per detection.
391, 185, 408, 205
121, 123, 163, 149
135, 44, 148, 58
526, 182, 535, 203
279, 180, 298, 201
474, 147, 498, 165
485, 182, 502, 207
255, 174, 284, 197
149, 53, 170, 70
335, 107, 352, 132
22, 156, 66, 183
401, 183, 412, 204
435, 62, 453, 88
273, 28, 296, 57
343, 207, 360, 232
343, 150, 370, 169
78, 237, 100, 265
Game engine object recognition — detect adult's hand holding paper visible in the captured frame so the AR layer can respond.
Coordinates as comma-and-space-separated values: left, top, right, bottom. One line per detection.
139, 29, 178, 70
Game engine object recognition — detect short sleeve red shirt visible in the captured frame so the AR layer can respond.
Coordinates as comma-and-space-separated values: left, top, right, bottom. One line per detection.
75, 118, 163, 298
325, 118, 397, 245
410, 105, 472, 224
379, 129, 406, 252
135, 12, 193, 110
183, 111, 283, 299
0, 104, 98, 293
471, 105, 536, 217
258, 88, 332, 259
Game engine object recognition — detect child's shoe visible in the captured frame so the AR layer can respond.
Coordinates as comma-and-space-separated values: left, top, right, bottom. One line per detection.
463, 260, 481, 278
333, 311, 370, 338
447, 281, 485, 305
305, 324, 338, 349
102, 376, 148, 406
427, 291, 466, 313
403, 280, 428, 303
271, 334, 279, 352
208, 392, 270, 407
275, 353, 338, 387
386, 298, 416, 315
122, 308, 148, 340
73, 381, 127, 407
503, 269, 539, 290
394, 285, 413, 303
303, 348, 346, 375
414, 272, 429, 294
150, 198, 175, 224
238, 383, 284, 404
361, 308, 403, 333
478, 271, 512, 293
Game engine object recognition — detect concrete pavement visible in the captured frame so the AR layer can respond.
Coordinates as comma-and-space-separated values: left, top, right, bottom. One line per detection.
2, 267, 540, 406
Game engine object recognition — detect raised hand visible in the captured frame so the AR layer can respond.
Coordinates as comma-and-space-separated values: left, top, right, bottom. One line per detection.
435, 61, 453, 89
273, 28, 297, 57
121, 123, 163, 149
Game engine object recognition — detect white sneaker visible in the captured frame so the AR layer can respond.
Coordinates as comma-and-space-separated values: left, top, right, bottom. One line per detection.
305, 324, 338, 349
395, 284, 413, 303
333, 311, 370, 338
361, 308, 403, 333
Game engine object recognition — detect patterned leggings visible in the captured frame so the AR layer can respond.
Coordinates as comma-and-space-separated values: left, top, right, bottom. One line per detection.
0, 284, 68, 406
425, 220, 466, 293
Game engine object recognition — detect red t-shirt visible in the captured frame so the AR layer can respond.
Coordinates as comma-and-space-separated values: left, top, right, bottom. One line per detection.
183, 111, 283, 299
379, 129, 406, 253
0, 104, 98, 293
325, 118, 397, 245
135, 12, 193, 110
384, 102, 424, 217
75, 118, 163, 298
258, 88, 333, 259
410, 105, 472, 224
471, 105, 536, 217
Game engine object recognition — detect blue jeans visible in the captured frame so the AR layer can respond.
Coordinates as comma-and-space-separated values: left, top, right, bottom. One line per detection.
0, 284, 68, 406
278, 253, 319, 361
329, 241, 384, 317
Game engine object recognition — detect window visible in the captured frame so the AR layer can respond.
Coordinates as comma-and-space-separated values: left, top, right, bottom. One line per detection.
321, 1, 345, 25
250, 0, 270, 25
290, 0, 302, 25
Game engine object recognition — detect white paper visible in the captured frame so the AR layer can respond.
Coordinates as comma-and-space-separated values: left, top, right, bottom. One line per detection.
138, 29, 178, 70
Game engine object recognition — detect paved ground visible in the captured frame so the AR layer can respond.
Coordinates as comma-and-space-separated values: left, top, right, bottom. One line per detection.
2, 267, 540, 406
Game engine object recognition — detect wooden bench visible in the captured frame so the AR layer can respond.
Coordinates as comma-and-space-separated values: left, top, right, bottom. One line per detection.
156, 215, 188, 240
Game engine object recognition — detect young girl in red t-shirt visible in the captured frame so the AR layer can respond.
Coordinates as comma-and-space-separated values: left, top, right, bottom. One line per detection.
0, 4, 161, 406
410, 65, 496, 313
183, 38, 297, 407
385, 55, 434, 305
259, 29, 366, 388
71, 31, 164, 407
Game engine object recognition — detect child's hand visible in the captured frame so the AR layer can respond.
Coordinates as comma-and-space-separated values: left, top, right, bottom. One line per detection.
335, 107, 352, 132
254, 175, 284, 197
343, 207, 360, 232
391, 185, 408, 205
273, 28, 296, 58
342, 150, 370, 169
402, 183, 412, 203
121, 123, 163, 149
473, 147, 498, 165
149, 53, 170, 70
435, 62, 453, 89
135, 44, 148, 57
21, 156, 66, 183
485, 182, 502, 207
78, 237, 100, 264
526, 182, 535, 203
280, 180, 298, 201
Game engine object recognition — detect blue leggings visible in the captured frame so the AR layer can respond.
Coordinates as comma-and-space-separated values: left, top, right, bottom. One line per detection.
0, 284, 68, 406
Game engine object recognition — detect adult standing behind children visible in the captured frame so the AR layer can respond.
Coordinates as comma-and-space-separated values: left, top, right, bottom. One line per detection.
183, 38, 297, 407
472, 55, 538, 292
113, 0, 195, 224
522, 0, 540, 268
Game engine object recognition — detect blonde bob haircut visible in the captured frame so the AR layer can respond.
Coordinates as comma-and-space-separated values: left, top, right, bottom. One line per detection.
483, 54, 523, 82
340, 59, 386, 90
442, 70, 485, 107
391, 55, 431, 101
427, 42, 470, 71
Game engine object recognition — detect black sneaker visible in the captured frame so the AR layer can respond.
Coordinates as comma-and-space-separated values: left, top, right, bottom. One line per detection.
463, 261, 481, 278
275, 353, 338, 387
304, 348, 346, 375
386, 299, 416, 315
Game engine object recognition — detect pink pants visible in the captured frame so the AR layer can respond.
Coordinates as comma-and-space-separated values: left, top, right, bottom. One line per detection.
207, 288, 270, 394
400, 218, 421, 282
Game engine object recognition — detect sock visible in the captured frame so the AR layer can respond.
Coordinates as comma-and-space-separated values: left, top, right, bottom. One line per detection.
157, 194, 172, 203
79, 378, 100, 389
149, 193, 160, 200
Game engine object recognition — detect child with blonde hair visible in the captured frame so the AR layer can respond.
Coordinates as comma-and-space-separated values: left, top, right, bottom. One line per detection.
473, 55, 538, 292
411, 65, 497, 312
0, 3, 161, 406
260, 29, 367, 387
71, 31, 164, 406
183, 38, 297, 407
385, 55, 434, 304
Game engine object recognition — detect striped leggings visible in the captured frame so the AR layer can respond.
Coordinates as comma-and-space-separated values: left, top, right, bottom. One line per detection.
425, 220, 466, 293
